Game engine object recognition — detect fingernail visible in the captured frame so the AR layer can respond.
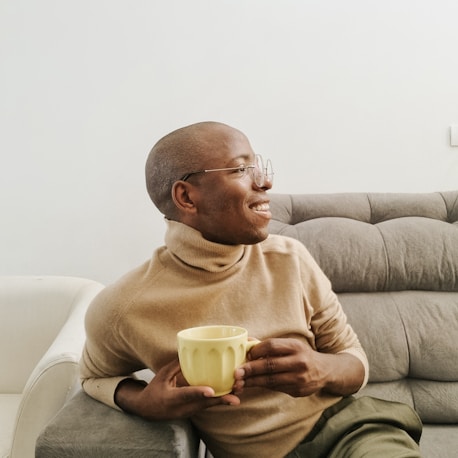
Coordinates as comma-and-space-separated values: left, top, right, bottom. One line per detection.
234, 368, 245, 378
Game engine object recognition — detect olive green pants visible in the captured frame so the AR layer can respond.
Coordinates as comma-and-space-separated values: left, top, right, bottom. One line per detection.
285, 396, 423, 458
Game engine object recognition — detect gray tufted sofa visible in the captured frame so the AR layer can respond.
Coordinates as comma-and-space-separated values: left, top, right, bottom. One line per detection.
36, 191, 458, 457
268, 191, 458, 458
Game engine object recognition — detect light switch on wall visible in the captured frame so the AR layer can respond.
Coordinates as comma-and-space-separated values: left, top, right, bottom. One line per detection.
451, 125, 458, 147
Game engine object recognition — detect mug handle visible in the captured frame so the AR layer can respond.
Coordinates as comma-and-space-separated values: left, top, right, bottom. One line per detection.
246, 338, 260, 352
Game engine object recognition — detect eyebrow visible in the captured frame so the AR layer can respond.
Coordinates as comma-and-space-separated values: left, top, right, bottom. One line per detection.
226, 154, 254, 166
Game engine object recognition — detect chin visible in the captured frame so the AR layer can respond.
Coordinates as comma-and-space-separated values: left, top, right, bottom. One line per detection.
244, 228, 269, 245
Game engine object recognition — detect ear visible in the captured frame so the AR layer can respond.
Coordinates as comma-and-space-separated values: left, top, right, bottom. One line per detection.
172, 181, 197, 214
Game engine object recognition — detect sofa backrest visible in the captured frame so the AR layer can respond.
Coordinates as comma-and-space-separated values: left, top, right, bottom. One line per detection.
268, 191, 458, 293
268, 191, 458, 424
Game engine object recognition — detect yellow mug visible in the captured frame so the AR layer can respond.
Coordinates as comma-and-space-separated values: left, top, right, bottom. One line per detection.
177, 325, 259, 396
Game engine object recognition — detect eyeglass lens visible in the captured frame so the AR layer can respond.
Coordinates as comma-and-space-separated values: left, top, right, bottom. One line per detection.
253, 155, 273, 187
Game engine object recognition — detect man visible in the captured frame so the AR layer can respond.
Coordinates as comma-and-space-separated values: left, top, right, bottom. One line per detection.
80, 121, 422, 457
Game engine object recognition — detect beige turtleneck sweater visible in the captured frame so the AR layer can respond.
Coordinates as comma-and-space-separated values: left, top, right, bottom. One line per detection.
80, 220, 368, 458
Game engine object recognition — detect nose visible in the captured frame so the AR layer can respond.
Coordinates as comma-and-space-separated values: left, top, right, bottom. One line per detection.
252, 174, 273, 191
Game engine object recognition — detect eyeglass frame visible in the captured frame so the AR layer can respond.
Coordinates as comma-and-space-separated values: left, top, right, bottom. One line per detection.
178, 154, 273, 188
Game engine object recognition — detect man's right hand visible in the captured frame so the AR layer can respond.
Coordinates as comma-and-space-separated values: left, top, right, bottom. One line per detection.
114, 359, 240, 421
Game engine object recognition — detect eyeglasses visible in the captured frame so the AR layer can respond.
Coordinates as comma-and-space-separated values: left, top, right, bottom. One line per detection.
179, 154, 274, 188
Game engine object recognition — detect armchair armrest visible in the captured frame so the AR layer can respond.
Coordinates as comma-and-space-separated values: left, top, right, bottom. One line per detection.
36, 390, 200, 457
9, 278, 104, 458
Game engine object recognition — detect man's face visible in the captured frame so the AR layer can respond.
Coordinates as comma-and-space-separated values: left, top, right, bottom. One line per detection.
187, 128, 272, 245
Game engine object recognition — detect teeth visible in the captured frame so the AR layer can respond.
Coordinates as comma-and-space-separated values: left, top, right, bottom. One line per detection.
252, 203, 270, 211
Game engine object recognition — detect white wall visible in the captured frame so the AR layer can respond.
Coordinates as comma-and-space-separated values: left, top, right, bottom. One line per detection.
1, 0, 457, 285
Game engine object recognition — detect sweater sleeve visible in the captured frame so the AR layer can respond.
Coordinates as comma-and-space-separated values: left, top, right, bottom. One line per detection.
79, 285, 146, 409
299, 245, 369, 390
80, 345, 132, 410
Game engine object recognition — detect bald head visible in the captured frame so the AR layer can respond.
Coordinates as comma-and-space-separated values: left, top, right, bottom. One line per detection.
145, 121, 246, 218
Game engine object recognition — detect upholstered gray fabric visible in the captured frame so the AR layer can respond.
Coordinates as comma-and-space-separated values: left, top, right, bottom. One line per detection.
420, 425, 458, 458
35, 390, 199, 457
268, 191, 458, 454
339, 292, 458, 384
269, 192, 458, 292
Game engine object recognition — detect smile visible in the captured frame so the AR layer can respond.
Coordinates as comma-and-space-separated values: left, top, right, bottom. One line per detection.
250, 202, 270, 212
251, 203, 270, 212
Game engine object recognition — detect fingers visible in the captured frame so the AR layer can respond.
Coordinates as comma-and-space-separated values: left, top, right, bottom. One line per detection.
175, 384, 240, 406
247, 337, 304, 360
154, 358, 182, 382
220, 393, 240, 406
154, 358, 194, 388
152, 359, 241, 418
244, 354, 304, 378
170, 386, 240, 418
120, 358, 241, 421
234, 338, 322, 397
239, 339, 309, 378
235, 358, 297, 388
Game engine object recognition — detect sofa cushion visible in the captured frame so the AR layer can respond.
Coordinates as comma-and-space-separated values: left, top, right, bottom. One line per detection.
419, 425, 458, 458
339, 291, 458, 382
269, 192, 458, 292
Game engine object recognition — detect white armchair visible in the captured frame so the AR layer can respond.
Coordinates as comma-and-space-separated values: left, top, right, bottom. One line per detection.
0, 276, 104, 458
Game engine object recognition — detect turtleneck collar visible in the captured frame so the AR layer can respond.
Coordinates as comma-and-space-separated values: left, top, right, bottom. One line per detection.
164, 220, 248, 273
